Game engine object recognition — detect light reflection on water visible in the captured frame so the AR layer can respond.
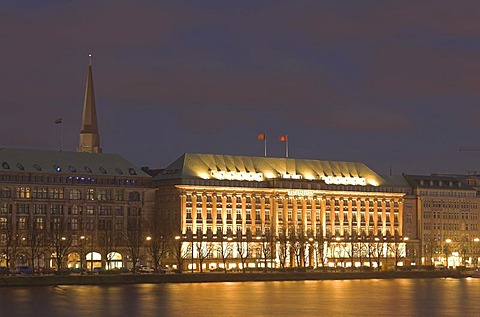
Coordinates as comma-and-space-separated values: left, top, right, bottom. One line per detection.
0, 278, 479, 317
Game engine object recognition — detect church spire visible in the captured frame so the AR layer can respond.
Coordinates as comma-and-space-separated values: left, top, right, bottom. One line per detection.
77, 54, 102, 153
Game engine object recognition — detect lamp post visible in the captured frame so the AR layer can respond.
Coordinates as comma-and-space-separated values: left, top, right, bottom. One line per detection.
80, 236, 85, 275
175, 236, 181, 271
145, 236, 152, 268
91, 234, 94, 272
403, 237, 409, 267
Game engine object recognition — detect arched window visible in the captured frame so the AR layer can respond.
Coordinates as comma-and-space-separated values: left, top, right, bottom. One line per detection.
69, 189, 82, 200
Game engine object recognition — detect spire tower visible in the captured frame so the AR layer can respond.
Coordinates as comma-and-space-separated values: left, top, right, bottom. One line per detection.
77, 54, 102, 153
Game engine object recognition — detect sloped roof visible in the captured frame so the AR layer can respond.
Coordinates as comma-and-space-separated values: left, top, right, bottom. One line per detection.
155, 153, 389, 186
0, 148, 149, 178
404, 174, 474, 190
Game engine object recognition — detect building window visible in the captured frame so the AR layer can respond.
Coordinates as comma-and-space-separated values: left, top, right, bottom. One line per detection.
34, 204, 46, 214
32, 187, 48, 199
128, 192, 140, 202
0, 187, 11, 198
0, 218, 7, 229
69, 205, 82, 215
17, 217, 27, 230
115, 206, 124, 216
16, 187, 31, 199
69, 189, 82, 200
71, 218, 79, 230
97, 189, 112, 201
196, 208, 202, 220
86, 206, 95, 215
16, 204, 29, 214
115, 190, 124, 201
35, 217, 44, 230
86, 189, 95, 201
99, 206, 112, 216
49, 188, 64, 199
50, 205, 64, 215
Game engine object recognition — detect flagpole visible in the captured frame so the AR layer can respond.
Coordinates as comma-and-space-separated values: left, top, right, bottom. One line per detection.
61, 118, 64, 152
286, 134, 288, 158
264, 135, 267, 157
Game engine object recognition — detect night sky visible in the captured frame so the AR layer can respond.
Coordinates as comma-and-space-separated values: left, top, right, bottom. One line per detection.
2, 0, 480, 175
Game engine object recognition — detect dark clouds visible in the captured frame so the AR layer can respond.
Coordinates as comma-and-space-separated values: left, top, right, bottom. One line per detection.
1, 0, 480, 173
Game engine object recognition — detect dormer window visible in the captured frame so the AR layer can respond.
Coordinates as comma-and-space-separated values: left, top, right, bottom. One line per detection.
16, 163, 24, 171
99, 167, 107, 174
115, 168, 123, 175
69, 166, 76, 173
2, 162, 9, 169
128, 168, 136, 175
54, 165, 61, 172
34, 164, 42, 171
84, 166, 92, 173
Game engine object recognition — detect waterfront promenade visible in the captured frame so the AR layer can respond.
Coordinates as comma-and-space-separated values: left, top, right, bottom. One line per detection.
0, 270, 468, 287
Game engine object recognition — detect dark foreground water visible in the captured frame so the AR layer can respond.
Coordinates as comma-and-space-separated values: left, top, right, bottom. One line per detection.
1, 278, 480, 317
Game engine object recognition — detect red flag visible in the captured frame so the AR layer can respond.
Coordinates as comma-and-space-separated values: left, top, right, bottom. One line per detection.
279, 135, 287, 142
257, 133, 265, 140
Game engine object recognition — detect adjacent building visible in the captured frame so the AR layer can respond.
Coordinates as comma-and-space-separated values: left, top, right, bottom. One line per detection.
405, 175, 480, 267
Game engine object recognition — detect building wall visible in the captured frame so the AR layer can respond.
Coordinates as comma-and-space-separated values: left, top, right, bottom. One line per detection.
0, 171, 154, 270
157, 181, 410, 270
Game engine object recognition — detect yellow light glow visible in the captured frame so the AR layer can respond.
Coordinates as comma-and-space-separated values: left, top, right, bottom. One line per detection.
322, 176, 367, 186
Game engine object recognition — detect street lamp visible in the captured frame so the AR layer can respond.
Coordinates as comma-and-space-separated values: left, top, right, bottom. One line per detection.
80, 236, 85, 275
145, 237, 152, 268
403, 237, 409, 267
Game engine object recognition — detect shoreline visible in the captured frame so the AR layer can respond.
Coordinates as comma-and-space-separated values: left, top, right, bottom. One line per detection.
0, 270, 471, 287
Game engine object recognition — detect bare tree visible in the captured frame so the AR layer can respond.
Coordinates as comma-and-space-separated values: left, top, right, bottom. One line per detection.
145, 220, 170, 273
170, 234, 189, 273
49, 219, 73, 271
314, 225, 329, 271
277, 225, 289, 270
124, 222, 142, 273
25, 219, 45, 273
99, 220, 120, 270
217, 234, 233, 273
196, 240, 212, 273
374, 238, 385, 271
235, 231, 251, 273
0, 219, 19, 272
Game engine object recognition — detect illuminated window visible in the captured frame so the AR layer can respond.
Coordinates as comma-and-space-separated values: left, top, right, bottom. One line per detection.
35, 217, 44, 230
16, 187, 31, 199
87, 189, 95, 200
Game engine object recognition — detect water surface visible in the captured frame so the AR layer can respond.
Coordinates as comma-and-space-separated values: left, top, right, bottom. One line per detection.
0, 278, 479, 316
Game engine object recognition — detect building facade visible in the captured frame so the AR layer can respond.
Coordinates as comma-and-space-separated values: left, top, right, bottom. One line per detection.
155, 153, 412, 271
405, 175, 480, 268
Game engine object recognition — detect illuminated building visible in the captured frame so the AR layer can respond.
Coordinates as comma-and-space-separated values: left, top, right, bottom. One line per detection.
405, 175, 480, 268
155, 153, 412, 271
